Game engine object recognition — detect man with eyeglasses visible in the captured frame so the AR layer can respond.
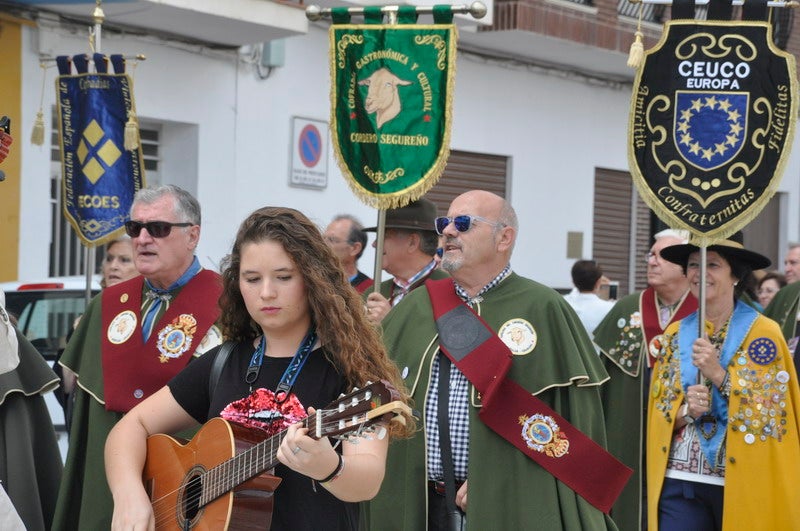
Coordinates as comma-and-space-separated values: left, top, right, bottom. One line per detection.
764, 243, 800, 375
592, 228, 697, 531
323, 214, 374, 294
364, 190, 628, 531
362, 198, 448, 324
52, 185, 223, 531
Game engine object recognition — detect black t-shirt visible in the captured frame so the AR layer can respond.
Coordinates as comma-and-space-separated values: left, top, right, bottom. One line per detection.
168, 341, 357, 530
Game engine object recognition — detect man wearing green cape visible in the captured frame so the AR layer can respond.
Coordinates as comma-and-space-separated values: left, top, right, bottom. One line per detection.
593, 229, 696, 530
364, 190, 621, 530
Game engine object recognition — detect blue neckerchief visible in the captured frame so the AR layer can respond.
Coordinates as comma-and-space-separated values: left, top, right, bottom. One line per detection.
141, 256, 201, 342
679, 300, 758, 466
246, 329, 318, 399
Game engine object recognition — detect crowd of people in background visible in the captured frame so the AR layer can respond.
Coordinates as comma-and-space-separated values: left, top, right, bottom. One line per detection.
2, 185, 800, 531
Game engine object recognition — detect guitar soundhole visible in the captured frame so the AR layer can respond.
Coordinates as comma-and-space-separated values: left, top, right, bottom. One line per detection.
178, 468, 204, 528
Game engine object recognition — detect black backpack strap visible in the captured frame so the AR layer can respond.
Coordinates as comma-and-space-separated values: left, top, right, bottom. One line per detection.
208, 341, 235, 399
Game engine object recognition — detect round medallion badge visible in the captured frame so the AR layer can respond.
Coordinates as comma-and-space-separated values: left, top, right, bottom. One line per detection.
498, 318, 537, 355
107, 310, 137, 345
748, 338, 777, 365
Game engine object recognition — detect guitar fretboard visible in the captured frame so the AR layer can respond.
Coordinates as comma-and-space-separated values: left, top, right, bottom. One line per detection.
200, 417, 315, 505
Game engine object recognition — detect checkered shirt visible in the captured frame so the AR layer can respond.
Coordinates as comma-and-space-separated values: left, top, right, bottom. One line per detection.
425, 264, 512, 481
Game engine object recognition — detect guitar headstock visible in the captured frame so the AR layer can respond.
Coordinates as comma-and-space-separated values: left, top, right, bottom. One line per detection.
311, 380, 410, 441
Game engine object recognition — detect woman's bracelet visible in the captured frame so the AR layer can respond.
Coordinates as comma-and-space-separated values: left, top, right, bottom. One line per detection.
718, 372, 731, 398
319, 453, 345, 484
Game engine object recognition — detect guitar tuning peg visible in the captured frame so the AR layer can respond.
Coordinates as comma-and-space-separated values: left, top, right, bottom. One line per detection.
375, 426, 387, 440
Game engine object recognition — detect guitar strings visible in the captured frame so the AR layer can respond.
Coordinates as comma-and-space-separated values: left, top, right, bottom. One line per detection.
149, 410, 372, 527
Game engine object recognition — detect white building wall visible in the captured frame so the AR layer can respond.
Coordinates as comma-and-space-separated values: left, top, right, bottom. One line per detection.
16, 22, 800, 289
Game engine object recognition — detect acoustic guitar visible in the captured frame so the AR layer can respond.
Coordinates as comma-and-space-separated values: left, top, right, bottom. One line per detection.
143, 381, 409, 530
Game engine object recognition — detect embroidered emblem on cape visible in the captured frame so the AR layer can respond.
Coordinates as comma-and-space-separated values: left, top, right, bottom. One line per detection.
519, 413, 569, 457
748, 337, 777, 365
498, 318, 537, 355
120, 293, 129, 303
156, 313, 197, 363
195, 324, 223, 355
107, 310, 137, 345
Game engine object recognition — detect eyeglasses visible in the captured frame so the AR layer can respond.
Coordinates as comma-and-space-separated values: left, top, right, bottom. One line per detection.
324, 235, 352, 245
434, 215, 505, 236
124, 220, 193, 238
644, 251, 660, 263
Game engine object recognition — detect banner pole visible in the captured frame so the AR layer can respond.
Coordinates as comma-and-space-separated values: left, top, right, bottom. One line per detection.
631, 0, 795, 5
372, 209, 387, 294
696, 246, 707, 384
306, 2, 487, 20
83, 0, 104, 306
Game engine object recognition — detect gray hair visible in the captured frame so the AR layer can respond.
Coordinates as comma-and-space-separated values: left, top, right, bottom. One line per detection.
654, 228, 689, 243
332, 214, 368, 259
496, 198, 518, 253
131, 185, 201, 225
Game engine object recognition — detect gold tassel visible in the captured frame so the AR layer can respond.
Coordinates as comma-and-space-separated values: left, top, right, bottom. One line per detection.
627, 31, 644, 69
627, 0, 645, 70
30, 110, 45, 146
124, 110, 139, 151
31, 62, 47, 146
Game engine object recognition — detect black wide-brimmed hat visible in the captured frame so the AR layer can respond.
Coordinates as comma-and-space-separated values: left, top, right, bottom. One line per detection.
363, 198, 437, 233
660, 231, 771, 271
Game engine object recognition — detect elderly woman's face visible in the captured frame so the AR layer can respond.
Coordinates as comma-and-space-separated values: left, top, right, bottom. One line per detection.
758, 278, 781, 308
686, 250, 738, 302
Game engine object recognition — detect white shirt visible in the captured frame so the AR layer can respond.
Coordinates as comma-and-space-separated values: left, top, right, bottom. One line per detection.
564, 290, 615, 338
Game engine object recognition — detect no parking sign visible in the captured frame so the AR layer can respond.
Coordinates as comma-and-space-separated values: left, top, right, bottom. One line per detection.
290, 117, 328, 189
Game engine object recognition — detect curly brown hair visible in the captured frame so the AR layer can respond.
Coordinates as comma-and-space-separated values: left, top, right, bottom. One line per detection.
219, 207, 413, 437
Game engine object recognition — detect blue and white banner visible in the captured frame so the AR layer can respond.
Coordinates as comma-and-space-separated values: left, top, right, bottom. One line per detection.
57, 53, 145, 246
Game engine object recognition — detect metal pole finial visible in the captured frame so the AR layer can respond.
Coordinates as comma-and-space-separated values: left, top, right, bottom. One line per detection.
93, 0, 105, 25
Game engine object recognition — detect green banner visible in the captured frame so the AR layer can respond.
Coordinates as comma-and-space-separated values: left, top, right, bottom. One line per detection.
330, 23, 456, 209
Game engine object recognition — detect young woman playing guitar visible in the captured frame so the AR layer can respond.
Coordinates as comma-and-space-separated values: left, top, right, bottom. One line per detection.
105, 207, 413, 530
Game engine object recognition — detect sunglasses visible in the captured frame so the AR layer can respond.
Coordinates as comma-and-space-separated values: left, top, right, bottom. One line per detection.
434, 215, 504, 236
124, 220, 193, 238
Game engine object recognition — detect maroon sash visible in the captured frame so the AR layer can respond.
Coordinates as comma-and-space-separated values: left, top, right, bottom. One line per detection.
640, 287, 697, 368
101, 270, 222, 412
427, 278, 631, 513
353, 276, 374, 294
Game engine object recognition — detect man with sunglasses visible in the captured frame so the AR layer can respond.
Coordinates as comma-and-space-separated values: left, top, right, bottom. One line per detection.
592, 228, 696, 531
363, 198, 448, 324
365, 190, 628, 531
52, 185, 223, 531
324, 214, 374, 294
